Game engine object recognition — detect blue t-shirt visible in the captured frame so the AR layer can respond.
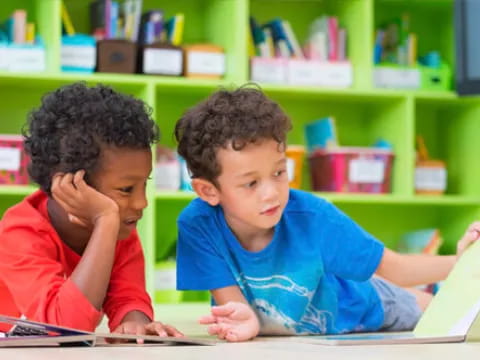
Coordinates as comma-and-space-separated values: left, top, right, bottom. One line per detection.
176, 189, 385, 335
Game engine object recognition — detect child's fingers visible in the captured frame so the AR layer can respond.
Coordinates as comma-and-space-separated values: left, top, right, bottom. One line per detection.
217, 324, 232, 340
198, 314, 217, 324
163, 324, 184, 337
73, 170, 87, 191
207, 323, 231, 338
134, 324, 146, 344
225, 331, 239, 342
55, 174, 81, 207
109, 325, 128, 344
145, 322, 168, 337
52, 194, 74, 215
51, 175, 68, 201
211, 302, 237, 317
207, 323, 233, 340
457, 226, 480, 257
59, 173, 75, 191
460, 228, 480, 245
467, 221, 480, 233
206, 323, 220, 335
50, 173, 63, 189
458, 231, 479, 252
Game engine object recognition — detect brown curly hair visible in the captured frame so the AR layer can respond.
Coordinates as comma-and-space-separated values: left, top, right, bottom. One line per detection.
174, 86, 291, 185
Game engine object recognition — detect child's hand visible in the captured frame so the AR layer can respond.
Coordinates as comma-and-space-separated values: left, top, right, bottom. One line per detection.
198, 301, 260, 342
113, 320, 184, 344
51, 170, 119, 228
457, 221, 480, 258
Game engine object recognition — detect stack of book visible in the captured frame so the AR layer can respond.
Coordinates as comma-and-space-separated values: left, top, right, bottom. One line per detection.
249, 15, 346, 61
88, 0, 184, 45
249, 15, 351, 88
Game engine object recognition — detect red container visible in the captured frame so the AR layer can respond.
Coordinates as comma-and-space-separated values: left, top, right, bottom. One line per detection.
309, 147, 394, 193
0, 135, 29, 185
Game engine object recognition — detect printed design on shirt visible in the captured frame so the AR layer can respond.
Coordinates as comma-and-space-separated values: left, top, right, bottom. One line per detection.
237, 274, 335, 335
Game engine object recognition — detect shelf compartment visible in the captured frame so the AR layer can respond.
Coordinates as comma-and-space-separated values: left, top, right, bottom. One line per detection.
265, 91, 413, 196
374, 0, 455, 91
334, 201, 478, 254
415, 98, 480, 197
249, 0, 372, 89
62, 0, 246, 82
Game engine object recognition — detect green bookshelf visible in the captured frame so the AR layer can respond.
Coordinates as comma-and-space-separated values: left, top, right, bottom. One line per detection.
0, 0, 479, 304
374, 0, 455, 71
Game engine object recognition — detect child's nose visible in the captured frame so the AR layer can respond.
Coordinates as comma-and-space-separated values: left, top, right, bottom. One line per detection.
261, 181, 279, 201
131, 191, 148, 211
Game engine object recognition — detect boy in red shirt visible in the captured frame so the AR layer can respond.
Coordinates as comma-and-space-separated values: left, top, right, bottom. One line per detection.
0, 82, 182, 338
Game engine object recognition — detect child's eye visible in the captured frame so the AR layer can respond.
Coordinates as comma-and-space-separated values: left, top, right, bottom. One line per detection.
118, 186, 133, 193
244, 180, 257, 189
274, 169, 286, 177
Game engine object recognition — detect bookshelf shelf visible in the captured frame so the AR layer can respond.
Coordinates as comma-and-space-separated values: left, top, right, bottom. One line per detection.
155, 191, 196, 201
0, 185, 37, 197
0, 0, 479, 303
319, 193, 480, 206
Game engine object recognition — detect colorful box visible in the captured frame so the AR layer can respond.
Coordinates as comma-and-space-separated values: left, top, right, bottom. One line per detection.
373, 65, 420, 89
420, 63, 451, 91
286, 145, 305, 189
140, 43, 183, 76
61, 34, 97, 73
287, 60, 353, 88
250, 58, 353, 87
250, 57, 287, 84
309, 147, 394, 193
5, 43, 46, 73
97, 39, 137, 74
184, 44, 225, 79
373, 64, 451, 91
0, 135, 29, 185
415, 160, 447, 195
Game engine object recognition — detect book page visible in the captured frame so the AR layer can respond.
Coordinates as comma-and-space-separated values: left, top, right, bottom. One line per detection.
414, 241, 480, 337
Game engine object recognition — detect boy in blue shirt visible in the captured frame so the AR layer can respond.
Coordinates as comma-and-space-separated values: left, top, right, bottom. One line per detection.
174, 87, 478, 342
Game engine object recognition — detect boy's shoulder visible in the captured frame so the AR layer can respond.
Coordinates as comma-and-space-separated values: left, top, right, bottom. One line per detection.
178, 196, 217, 224
285, 189, 332, 215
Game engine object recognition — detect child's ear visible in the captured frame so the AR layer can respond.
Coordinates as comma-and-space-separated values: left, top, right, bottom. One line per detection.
192, 178, 220, 206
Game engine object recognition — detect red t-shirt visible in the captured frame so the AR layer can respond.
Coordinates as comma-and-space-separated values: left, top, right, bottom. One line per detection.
0, 190, 153, 333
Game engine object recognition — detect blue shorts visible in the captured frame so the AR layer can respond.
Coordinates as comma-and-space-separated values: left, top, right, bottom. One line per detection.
370, 277, 422, 332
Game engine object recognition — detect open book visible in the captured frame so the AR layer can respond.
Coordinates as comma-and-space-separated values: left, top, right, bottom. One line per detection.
295, 239, 480, 345
0, 315, 215, 347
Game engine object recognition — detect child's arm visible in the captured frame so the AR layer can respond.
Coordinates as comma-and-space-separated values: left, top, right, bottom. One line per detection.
55, 171, 183, 338
51, 171, 121, 310
101, 232, 183, 338
198, 285, 260, 342
376, 249, 455, 287
376, 222, 480, 287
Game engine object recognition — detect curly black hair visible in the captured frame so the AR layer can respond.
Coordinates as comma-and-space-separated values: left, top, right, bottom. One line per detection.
23, 82, 159, 194
174, 86, 291, 185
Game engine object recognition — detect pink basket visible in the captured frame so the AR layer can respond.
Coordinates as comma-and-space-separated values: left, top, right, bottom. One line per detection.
0, 135, 30, 185
309, 147, 394, 193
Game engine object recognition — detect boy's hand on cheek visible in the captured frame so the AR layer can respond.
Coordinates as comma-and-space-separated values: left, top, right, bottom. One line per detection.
457, 221, 480, 259
199, 301, 260, 342
51, 170, 119, 228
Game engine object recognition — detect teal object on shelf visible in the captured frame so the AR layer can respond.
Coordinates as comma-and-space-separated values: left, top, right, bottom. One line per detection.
61, 34, 96, 73
304, 117, 338, 153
